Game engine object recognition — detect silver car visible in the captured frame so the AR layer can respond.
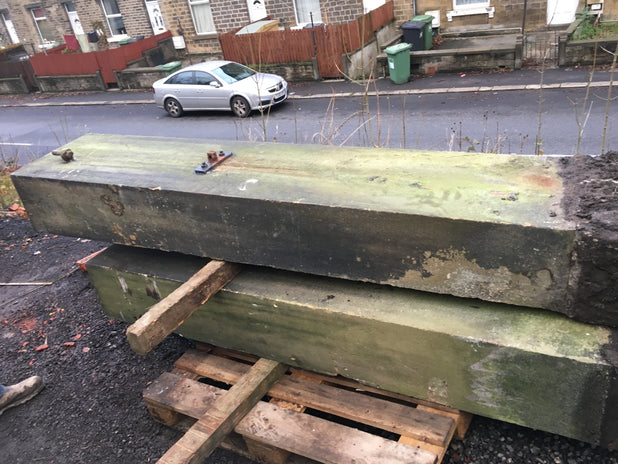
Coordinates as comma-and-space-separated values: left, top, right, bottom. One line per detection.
152, 60, 288, 118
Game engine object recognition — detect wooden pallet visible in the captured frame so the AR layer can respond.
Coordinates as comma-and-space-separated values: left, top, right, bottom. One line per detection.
144, 345, 472, 464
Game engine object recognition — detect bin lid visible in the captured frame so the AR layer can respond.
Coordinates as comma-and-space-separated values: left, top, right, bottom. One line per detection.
411, 14, 434, 23
156, 61, 182, 70
400, 21, 425, 30
385, 42, 412, 54
118, 37, 131, 45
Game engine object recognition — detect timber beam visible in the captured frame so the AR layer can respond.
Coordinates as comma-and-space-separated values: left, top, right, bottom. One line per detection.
85, 245, 618, 449
11, 135, 616, 325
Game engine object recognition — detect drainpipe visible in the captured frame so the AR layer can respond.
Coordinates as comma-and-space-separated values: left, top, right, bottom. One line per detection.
412, 0, 416, 17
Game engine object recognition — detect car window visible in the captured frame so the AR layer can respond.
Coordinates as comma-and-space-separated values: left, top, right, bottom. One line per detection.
211, 63, 256, 85
195, 72, 217, 86
166, 71, 194, 85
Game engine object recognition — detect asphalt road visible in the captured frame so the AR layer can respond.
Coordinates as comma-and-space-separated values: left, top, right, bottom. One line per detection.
0, 82, 616, 165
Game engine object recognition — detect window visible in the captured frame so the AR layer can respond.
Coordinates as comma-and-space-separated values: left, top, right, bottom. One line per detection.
293, 0, 322, 25
31, 7, 55, 43
100, 0, 126, 36
189, 0, 215, 35
453, 0, 489, 7
210, 62, 255, 84
1, 12, 20, 44
195, 72, 217, 85
447, 0, 493, 21
166, 71, 194, 85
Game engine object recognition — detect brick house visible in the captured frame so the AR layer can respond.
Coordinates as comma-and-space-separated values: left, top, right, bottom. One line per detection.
160, 0, 375, 57
397, 0, 617, 34
0, 0, 166, 52
2, 0, 616, 56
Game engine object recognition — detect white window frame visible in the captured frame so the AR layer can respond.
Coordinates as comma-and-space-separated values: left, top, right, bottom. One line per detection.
188, 0, 216, 36
453, 0, 489, 9
30, 7, 54, 44
293, 0, 322, 27
1, 12, 20, 44
447, 0, 494, 21
100, 0, 127, 39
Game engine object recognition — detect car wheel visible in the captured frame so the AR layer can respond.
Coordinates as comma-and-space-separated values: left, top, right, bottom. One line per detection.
231, 96, 251, 118
164, 98, 183, 118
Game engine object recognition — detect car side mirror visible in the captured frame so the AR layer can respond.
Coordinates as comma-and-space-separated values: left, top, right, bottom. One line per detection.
209, 81, 221, 88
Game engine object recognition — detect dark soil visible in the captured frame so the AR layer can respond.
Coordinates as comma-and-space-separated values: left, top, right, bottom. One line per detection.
1, 218, 617, 464
559, 151, 618, 327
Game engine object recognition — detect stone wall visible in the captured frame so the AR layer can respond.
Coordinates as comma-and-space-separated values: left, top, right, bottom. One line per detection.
377, 35, 523, 76
0, 75, 28, 93
407, 0, 552, 32
35, 70, 105, 91
210, 0, 250, 33
5, 0, 72, 52
559, 36, 618, 67
115, 66, 166, 88
264, 0, 295, 29
342, 38, 379, 80
159, 0, 221, 54
73, 0, 154, 45
323, 0, 363, 25
247, 59, 317, 81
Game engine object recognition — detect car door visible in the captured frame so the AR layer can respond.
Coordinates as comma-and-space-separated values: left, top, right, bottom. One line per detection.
164, 71, 197, 109
194, 71, 231, 110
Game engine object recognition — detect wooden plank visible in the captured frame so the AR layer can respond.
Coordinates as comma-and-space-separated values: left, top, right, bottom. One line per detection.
175, 350, 454, 446
158, 358, 285, 464
417, 405, 473, 441
236, 402, 438, 464
126, 260, 241, 355
398, 435, 446, 463
144, 373, 437, 464
243, 370, 313, 464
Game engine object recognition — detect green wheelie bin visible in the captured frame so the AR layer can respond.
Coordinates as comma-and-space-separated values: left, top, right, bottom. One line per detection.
384, 43, 412, 84
411, 14, 434, 50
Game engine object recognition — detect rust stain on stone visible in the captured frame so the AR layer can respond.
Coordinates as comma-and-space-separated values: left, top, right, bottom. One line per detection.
101, 194, 124, 216
523, 174, 558, 189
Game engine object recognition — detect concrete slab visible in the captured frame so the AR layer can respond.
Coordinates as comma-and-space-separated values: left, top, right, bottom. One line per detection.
12, 134, 580, 316
85, 244, 618, 449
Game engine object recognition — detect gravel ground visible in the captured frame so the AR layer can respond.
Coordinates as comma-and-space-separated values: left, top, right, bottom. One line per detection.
1, 218, 617, 464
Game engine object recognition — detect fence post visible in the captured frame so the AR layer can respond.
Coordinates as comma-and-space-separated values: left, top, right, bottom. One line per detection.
96, 70, 106, 90
311, 56, 320, 80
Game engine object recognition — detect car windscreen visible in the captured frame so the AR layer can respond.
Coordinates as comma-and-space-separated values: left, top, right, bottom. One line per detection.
211, 63, 256, 85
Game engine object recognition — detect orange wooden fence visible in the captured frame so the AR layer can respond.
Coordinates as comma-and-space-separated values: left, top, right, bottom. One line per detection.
30, 31, 172, 86
220, 1, 394, 78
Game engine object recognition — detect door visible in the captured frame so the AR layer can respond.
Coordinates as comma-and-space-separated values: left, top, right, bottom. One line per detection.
64, 2, 84, 35
165, 71, 198, 108
246, 0, 267, 22
194, 71, 230, 109
145, 0, 166, 34
547, 0, 578, 25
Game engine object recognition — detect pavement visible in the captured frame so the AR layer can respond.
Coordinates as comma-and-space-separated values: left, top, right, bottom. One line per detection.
0, 67, 615, 107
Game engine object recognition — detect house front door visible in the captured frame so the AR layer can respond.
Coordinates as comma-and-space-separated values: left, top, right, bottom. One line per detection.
145, 0, 166, 34
547, 0, 578, 25
64, 2, 84, 35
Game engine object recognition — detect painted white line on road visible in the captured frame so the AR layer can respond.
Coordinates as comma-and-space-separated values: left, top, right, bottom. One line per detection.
0, 142, 33, 146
